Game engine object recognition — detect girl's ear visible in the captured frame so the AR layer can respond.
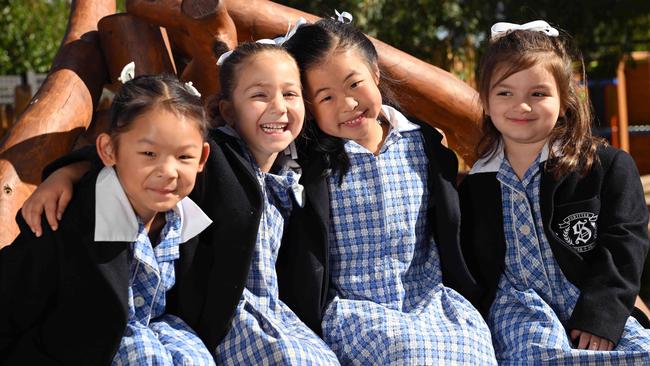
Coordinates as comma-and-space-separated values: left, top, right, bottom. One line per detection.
96, 133, 116, 166
219, 100, 235, 127
197, 142, 210, 173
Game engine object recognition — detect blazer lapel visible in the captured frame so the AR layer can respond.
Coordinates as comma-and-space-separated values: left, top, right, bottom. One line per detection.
88, 240, 131, 322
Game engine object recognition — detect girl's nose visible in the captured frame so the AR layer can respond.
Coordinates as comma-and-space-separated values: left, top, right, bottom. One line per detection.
343, 96, 358, 111
157, 158, 179, 178
270, 93, 288, 114
515, 101, 532, 113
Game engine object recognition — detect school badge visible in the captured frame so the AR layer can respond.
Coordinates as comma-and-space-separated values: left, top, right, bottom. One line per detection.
557, 212, 598, 253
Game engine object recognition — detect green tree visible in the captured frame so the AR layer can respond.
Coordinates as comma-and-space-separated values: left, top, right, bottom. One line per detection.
0, 0, 71, 74
280, 0, 650, 79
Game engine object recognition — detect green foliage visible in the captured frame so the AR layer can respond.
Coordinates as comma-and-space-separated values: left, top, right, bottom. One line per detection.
0, 0, 71, 75
281, 0, 650, 79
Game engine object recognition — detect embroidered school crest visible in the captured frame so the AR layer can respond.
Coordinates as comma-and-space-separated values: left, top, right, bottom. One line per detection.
557, 212, 598, 252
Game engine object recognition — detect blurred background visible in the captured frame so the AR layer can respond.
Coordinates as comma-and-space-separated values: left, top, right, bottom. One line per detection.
1, 0, 649, 299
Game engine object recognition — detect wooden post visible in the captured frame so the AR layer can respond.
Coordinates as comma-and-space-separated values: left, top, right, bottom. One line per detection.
0, 0, 115, 248
616, 56, 630, 152
126, 0, 238, 97
98, 13, 176, 85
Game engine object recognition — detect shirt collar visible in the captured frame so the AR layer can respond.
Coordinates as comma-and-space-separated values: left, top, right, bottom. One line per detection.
469, 140, 553, 175
94, 166, 212, 243
380, 105, 421, 133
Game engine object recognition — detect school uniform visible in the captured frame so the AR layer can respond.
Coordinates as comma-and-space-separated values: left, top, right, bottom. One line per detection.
37, 128, 338, 362
312, 105, 496, 365
460, 142, 650, 364
212, 127, 339, 365
0, 166, 214, 365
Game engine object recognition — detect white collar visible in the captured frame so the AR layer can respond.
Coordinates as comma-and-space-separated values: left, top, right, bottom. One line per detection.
94, 166, 212, 242
469, 140, 552, 175
380, 105, 421, 132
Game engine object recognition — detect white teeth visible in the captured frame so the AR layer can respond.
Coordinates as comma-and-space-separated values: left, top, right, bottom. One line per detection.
261, 123, 287, 132
343, 115, 363, 125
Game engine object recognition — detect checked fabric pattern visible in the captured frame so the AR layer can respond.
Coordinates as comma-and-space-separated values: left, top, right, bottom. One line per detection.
214, 142, 340, 366
113, 211, 215, 366
489, 154, 650, 365
323, 121, 496, 366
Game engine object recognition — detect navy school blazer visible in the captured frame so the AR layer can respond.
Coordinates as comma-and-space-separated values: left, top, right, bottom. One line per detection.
459, 145, 650, 345
0, 167, 210, 365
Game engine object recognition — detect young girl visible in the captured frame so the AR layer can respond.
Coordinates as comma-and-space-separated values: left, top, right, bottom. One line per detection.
460, 21, 650, 364
18, 43, 340, 365
0, 74, 215, 365
284, 17, 497, 364
208, 41, 339, 365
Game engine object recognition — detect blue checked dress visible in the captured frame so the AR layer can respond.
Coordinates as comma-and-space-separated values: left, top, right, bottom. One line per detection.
113, 210, 215, 366
214, 133, 340, 366
322, 107, 496, 365
489, 152, 650, 365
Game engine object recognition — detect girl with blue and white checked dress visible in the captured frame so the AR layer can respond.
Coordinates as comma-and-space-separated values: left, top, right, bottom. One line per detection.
211, 42, 340, 365
460, 21, 650, 365
284, 17, 497, 365
0, 74, 217, 365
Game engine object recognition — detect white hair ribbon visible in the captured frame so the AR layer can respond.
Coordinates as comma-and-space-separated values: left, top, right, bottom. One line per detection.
490, 20, 559, 40
216, 17, 307, 66
118, 61, 135, 84
333, 9, 353, 24
184, 81, 201, 97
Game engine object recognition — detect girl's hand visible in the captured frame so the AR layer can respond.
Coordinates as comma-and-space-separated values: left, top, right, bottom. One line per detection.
21, 162, 89, 237
570, 329, 614, 351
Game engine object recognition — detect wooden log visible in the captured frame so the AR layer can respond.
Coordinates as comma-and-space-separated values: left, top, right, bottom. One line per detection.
226, 0, 481, 162
126, 0, 238, 97
0, 0, 115, 248
98, 13, 176, 85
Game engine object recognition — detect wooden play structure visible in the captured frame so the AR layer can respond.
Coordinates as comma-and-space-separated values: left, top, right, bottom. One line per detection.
0, 0, 483, 247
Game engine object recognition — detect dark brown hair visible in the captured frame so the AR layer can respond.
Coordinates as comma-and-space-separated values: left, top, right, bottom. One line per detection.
477, 29, 600, 178
110, 73, 208, 141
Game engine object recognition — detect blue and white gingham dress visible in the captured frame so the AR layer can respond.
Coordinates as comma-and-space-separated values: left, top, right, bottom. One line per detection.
489, 150, 650, 365
322, 106, 496, 365
215, 130, 340, 366
113, 211, 215, 366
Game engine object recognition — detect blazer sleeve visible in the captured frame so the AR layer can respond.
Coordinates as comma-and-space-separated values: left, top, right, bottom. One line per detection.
41, 144, 99, 181
0, 214, 59, 364
458, 178, 484, 306
567, 150, 650, 345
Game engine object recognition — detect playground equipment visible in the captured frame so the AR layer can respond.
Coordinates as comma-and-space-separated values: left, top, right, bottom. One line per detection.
0, 0, 482, 247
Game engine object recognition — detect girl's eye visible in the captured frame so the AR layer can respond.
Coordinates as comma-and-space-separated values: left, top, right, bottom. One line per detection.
532, 91, 548, 97
251, 93, 266, 99
319, 95, 332, 103
179, 154, 195, 160
495, 91, 512, 96
140, 151, 156, 157
350, 80, 362, 88
284, 91, 300, 99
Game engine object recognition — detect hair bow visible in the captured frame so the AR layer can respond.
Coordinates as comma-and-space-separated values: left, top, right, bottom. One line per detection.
184, 81, 201, 97
216, 17, 307, 66
332, 9, 353, 24
490, 20, 559, 39
118, 61, 135, 84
